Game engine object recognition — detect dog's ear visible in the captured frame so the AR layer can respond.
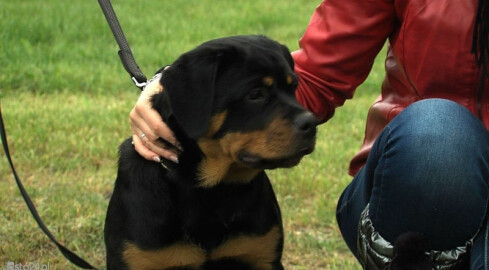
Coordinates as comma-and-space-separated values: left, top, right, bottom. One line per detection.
278, 43, 294, 70
159, 49, 222, 139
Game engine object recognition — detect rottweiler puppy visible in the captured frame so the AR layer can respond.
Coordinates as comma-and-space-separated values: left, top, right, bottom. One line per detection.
104, 35, 317, 270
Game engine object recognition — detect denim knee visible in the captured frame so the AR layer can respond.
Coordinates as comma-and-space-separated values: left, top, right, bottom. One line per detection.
368, 99, 489, 250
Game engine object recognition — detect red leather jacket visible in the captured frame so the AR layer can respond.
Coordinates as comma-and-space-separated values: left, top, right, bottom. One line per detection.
293, 0, 489, 176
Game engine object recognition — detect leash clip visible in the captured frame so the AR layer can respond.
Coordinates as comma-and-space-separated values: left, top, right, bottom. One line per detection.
139, 72, 163, 91
132, 76, 148, 90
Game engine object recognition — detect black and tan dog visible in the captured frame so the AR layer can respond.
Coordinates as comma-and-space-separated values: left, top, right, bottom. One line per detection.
104, 35, 317, 270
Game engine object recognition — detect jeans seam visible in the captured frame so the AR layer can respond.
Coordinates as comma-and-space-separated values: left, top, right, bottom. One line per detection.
337, 180, 360, 214
372, 126, 392, 228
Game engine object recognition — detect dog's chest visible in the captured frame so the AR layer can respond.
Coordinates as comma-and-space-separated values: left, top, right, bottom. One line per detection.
176, 182, 263, 248
123, 225, 282, 270
123, 180, 282, 270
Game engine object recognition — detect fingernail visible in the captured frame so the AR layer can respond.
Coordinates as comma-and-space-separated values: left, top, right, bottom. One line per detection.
169, 155, 179, 164
153, 156, 161, 163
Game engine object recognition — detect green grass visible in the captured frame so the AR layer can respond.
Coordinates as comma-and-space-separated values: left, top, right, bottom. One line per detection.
1, 0, 384, 269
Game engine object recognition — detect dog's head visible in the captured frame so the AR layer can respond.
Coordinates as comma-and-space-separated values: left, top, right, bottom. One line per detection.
153, 35, 317, 187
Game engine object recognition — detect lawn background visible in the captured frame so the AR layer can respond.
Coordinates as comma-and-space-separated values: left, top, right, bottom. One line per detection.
0, 0, 384, 269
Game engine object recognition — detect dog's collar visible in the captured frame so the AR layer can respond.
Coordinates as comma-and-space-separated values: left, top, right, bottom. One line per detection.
140, 64, 171, 91
141, 72, 163, 91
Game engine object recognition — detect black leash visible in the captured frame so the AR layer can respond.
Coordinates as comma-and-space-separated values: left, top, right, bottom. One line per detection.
97, 0, 148, 90
0, 0, 149, 268
0, 104, 97, 270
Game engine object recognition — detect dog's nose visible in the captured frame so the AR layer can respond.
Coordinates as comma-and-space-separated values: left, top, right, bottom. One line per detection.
293, 111, 317, 134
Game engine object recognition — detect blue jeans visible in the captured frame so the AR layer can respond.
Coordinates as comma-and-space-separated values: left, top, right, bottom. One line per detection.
336, 99, 489, 269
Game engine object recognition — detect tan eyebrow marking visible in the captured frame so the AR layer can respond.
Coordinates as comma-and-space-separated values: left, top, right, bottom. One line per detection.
263, 76, 274, 86
286, 74, 294, 85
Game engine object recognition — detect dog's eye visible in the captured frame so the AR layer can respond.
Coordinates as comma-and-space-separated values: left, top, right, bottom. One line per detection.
246, 88, 268, 102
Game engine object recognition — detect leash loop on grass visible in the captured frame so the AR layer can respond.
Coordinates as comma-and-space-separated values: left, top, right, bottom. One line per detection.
0, 104, 98, 269
1, 0, 150, 267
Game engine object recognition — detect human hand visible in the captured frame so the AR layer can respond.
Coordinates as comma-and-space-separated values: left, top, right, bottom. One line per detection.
129, 76, 181, 163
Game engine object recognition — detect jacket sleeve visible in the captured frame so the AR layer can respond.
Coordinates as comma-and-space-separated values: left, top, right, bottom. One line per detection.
293, 0, 396, 123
